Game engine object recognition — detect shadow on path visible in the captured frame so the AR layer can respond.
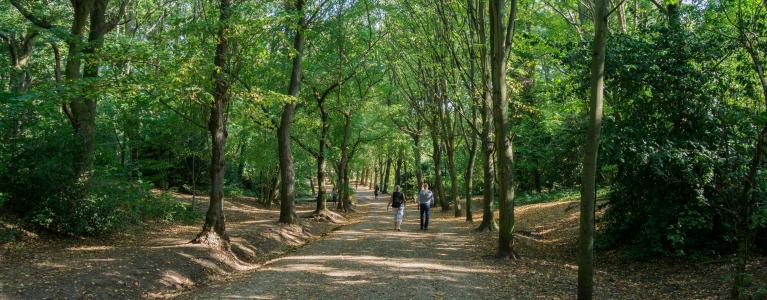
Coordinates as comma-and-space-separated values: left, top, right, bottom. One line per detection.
179, 190, 504, 299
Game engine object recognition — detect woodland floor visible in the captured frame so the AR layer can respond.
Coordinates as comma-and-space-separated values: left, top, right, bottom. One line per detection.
0, 191, 355, 299
1, 186, 765, 299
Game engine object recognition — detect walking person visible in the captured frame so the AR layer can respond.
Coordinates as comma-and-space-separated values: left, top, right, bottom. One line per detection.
418, 182, 434, 230
374, 185, 379, 200
387, 185, 406, 231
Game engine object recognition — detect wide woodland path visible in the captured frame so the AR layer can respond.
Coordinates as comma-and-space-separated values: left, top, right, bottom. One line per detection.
179, 188, 506, 299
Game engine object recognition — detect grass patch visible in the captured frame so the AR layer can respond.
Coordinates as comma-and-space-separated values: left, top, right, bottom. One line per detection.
494, 187, 611, 206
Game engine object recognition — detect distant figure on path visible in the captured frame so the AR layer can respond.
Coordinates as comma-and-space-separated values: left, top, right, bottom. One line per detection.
374, 185, 379, 200
387, 185, 406, 231
418, 183, 434, 231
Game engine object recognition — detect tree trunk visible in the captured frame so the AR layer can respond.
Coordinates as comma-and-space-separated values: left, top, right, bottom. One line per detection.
476, 0, 498, 232
412, 131, 423, 188
373, 157, 379, 189
430, 125, 448, 211
278, 0, 306, 224
4, 29, 37, 93
465, 134, 478, 222
490, 0, 518, 259
731, 30, 767, 299
577, 0, 608, 296
446, 137, 461, 217
337, 113, 353, 211
383, 156, 392, 193
267, 170, 280, 207
193, 0, 232, 247
616, 0, 627, 33
314, 100, 329, 214
395, 153, 403, 187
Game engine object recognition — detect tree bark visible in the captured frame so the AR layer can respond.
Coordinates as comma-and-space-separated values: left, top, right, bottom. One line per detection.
731, 24, 767, 299
476, 0, 498, 232
577, 0, 608, 296
490, 0, 518, 259
337, 112, 352, 211
429, 120, 448, 211
373, 157, 380, 189
395, 153, 403, 187
412, 127, 423, 188
3, 28, 37, 93
278, 0, 306, 224
465, 133, 478, 222
314, 97, 329, 214
383, 156, 392, 193
616, 0, 627, 33
193, 0, 232, 246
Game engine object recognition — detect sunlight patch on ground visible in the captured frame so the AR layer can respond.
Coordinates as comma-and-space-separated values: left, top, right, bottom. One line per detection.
33, 261, 69, 269
269, 255, 499, 274
65, 246, 114, 251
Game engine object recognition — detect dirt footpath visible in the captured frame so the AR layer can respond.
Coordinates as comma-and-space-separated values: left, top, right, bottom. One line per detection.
179, 193, 510, 299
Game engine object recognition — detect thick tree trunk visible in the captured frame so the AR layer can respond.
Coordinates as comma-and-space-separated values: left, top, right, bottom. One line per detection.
61, 1, 92, 184
490, 0, 518, 259
193, 0, 232, 247
577, 0, 608, 296
278, 0, 306, 224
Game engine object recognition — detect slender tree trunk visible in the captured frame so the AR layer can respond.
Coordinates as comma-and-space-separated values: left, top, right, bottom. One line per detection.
476, 0, 498, 232
314, 102, 329, 214
278, 0, 306, 224
268, 170, 280, 207
4, 30, 37, 93
395, 153, 403, 187
193, 0, 232, 246
383, 156, 392, 193
412, 131, 423, 188
490, 0, 518, 259
465, 135, 478, 222
430, 125, 448, 211
616, 0, 627, 33
577, 0, 608, 296
337, 113, 352, 211
446, 140, 461, 217
731, 31, 767, 299
373, 157, 379, 189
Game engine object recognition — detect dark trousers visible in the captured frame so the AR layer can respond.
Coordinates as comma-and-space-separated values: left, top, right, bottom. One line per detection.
419, 203, 430, 229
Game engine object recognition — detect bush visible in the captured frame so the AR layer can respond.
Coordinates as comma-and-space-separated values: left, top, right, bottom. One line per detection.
596, 27, 767, 258
26, 179, 198, 236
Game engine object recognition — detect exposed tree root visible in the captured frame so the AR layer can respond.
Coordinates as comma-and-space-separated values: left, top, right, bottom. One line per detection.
190, 230, 230, 250
476, 219, 499, 232
305, 209, 346, 224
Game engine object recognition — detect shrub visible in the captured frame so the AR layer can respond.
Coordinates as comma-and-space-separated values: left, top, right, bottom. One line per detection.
26, 179, 198, 236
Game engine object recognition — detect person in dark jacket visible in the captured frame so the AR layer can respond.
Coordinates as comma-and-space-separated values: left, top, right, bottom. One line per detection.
387, 185, 407, 231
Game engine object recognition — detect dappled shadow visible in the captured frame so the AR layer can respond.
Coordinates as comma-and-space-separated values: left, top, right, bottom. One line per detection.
0, 186, 367, 299
179, 200, 507, 299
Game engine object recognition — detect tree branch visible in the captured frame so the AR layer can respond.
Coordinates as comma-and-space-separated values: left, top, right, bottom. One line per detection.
9, 0, 56, 29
